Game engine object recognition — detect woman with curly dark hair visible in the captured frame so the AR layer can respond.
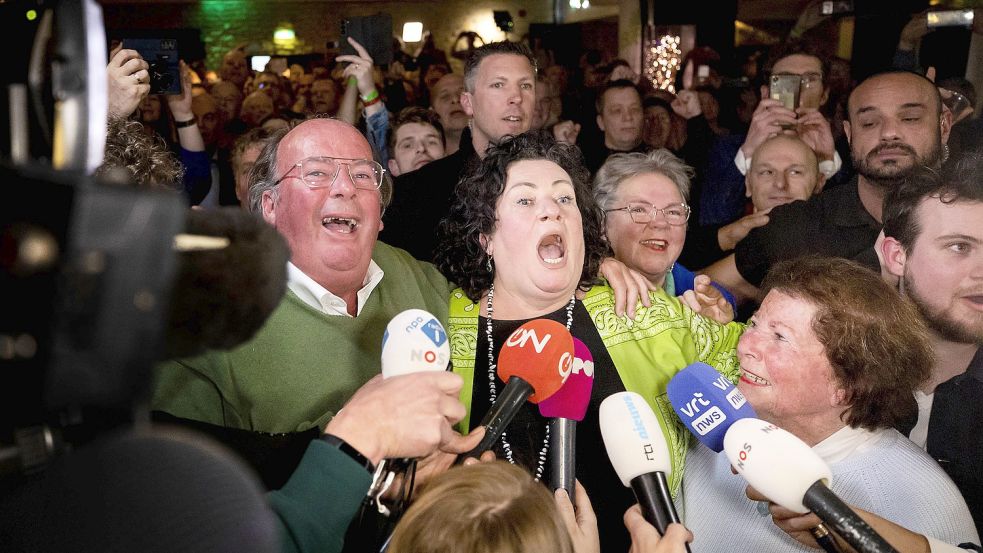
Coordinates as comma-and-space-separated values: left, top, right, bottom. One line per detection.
435, 131, 744, 552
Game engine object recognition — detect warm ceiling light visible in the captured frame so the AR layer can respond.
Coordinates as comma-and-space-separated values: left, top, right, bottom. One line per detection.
403, 22, 424, 43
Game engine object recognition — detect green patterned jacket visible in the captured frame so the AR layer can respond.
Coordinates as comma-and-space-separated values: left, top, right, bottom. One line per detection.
448, 284, 744, 496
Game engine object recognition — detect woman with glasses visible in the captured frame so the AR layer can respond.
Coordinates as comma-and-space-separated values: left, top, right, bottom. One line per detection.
594, 150, 737, 316
435, 132, 744, 552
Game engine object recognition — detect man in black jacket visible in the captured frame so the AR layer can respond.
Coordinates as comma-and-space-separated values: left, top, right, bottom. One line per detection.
880, 154, 983, 531
381, 41, 537, 261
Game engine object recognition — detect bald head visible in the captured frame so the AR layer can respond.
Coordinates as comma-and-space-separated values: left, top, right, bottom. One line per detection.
191, 93, 220, 146
746, 134, 823, 212
241, 91, 274, 127
844, 71, 949, 189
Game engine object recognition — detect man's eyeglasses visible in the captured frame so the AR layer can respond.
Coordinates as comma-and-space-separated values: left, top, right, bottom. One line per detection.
772, 71, 824, 88
605, 202, 691, 226
274, 156, 385, 190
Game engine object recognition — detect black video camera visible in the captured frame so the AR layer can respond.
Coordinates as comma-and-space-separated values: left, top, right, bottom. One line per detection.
126, 38, 181, 95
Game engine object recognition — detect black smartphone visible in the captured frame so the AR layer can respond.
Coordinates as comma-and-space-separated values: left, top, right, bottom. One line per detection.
125, 38, 181, 95
340, 14, 394, 65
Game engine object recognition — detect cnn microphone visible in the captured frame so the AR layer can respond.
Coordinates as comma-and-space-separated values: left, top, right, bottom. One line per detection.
724, 419, 899, 553
381, 309, 450, 377
600, 392, 689, 553
666, 362, 757, 452
538, 338, 594, 500
462, 319, 573, 460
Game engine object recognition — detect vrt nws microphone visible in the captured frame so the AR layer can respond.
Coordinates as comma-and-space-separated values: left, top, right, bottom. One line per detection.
462, 319, 573, 460
381, 309, 450, 377
666, 362, 757, 452
600, 392, 689, 553
538, 338, 594, 500
724, 419, 899, 553
669, 365, 841, 553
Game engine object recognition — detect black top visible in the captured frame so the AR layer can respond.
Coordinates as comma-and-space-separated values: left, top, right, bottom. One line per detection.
734, 175, 881, 286
471, 301, 633, 553
380, 128, 479, 262
926, 347, 983, 533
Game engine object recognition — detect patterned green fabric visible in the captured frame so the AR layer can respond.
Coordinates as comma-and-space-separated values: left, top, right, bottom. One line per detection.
448, 284, 743, 495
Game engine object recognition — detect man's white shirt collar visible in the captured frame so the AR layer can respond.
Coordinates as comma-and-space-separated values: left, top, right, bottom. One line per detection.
286, 260, 384, 317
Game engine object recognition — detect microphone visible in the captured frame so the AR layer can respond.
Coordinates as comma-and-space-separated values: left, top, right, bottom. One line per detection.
164, 208, 289, 360
666, 362, 757, 452
538, 338, 594, 499
669, 365, 841, 552
724, 419, 899, 553
600, 392, 689, 552
463, 319, 573, 459
381, 309, 450, 377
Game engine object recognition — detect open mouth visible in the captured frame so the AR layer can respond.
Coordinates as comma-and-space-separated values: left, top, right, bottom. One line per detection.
538, 234, 565, 265
322, 216, 358, 233
740, 369, 771, 386
641, 238, 668, 252
503, 115, 523, 123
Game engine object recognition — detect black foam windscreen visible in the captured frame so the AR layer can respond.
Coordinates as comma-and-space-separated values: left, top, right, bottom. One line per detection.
165, 208, 289, 359
0, 428, 280, 553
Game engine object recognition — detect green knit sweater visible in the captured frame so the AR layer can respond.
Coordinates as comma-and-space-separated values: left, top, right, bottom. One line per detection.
152, 242, 450, 433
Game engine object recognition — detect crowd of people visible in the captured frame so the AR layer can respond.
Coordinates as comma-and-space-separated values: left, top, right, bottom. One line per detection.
92, 7, 983, 553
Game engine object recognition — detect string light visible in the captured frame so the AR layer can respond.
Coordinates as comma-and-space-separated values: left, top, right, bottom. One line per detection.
644, 34, 681, 92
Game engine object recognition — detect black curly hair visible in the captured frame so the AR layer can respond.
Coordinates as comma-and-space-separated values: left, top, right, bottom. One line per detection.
435, 131, 607, 302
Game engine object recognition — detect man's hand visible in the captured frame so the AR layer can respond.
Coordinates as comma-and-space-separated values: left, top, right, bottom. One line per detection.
553, 120, 582, 145
740, 89, 797, 160
717, 210, 770, 252
386, 427, 487, 498
795, 108, 835, 163
600, 257, 658, 319
678, 275, 734, 324
324, 372, 468, 465
107, 46, 150, 118
671, 90, 703, 120
556, 481, 601, 553
625, 505, 694, 553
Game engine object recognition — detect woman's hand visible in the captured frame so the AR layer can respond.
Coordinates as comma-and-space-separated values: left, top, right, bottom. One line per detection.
625, 505, 694, 553
678, 275, 734, 324
599, 257, 657, 319
555, 480, 600, 553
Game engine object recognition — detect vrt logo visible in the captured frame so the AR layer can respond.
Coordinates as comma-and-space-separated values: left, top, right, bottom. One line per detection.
679, 392, 710, 418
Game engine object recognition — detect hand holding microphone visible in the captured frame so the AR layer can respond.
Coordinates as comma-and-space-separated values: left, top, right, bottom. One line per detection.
600, 392, 689, 553
724, 419, 899, 553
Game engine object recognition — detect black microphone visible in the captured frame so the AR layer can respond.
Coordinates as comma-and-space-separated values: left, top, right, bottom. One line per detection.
164, 208, 289, 359
600, 391, 689, 552
462, 319, 573, 460
538, 338, 594, 500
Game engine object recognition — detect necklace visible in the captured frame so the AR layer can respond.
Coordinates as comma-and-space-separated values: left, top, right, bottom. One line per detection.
484, 282, 575, 481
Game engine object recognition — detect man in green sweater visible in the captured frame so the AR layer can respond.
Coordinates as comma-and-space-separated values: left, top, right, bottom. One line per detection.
152, 118, 452, 484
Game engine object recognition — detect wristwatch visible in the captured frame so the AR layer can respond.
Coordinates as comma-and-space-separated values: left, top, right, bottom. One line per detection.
319, 433, 376, 474
174, 116, 197, 129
